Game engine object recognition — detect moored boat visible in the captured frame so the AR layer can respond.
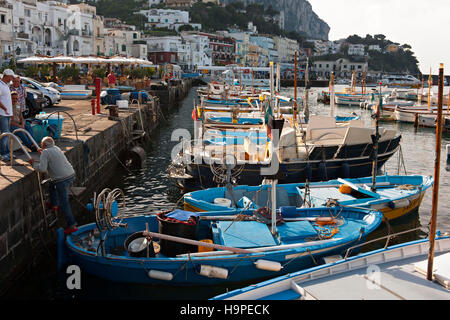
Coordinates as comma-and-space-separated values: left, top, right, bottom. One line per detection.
211, 234, 450, 300
57, 190, 383, 286
183, 175, 433, 221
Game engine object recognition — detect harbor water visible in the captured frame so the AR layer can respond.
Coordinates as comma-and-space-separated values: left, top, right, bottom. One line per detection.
3, 85, 450, 300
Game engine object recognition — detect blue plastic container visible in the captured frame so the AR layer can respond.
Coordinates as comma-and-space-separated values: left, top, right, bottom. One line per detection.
35, 112, 64, 139
130, 91, 149, 102
31, 122, 48, 144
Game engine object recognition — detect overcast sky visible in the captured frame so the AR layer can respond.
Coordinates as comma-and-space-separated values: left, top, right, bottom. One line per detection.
308, 0, 450, 74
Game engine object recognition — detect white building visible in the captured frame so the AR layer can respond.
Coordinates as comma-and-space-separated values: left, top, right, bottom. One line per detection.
368, 44, 381, 52
181, 32, 211, 70
104, 28, 147, 59
147, 0, 163, 6
313, 58, 368, 78
348, 43, 365, 56
274, 36, 299, 63
0, 1, 13, 62
140, 9, 193, 31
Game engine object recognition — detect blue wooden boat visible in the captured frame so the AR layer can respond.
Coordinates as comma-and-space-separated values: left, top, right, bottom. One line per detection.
335, 115, 360, 122
57, 205, 382, 286
211, 233, 450, 300
183, 175, 433, 221
204, 115, 359, 126
60, 91, 92, 99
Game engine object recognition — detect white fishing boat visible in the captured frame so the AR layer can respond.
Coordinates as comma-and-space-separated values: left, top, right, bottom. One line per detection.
211, 233, 450, 300
381, 75, 421, 88
417, 114, 450, 130
393, 107, 450, 124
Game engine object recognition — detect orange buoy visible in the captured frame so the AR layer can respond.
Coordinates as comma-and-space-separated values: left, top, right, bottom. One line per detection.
339, 184, 352, 194
315, 217, 337, 226
198, 239, 214, 253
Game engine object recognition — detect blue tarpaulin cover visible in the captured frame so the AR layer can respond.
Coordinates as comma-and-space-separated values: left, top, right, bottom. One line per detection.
165, 210, 201, 222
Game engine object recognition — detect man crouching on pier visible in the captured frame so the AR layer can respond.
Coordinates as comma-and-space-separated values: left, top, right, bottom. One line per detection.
28, 136, 78, 235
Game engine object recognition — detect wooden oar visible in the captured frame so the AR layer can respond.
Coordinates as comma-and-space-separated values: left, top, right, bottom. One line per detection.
177, 237, 342, 258
142, 230, 252, 254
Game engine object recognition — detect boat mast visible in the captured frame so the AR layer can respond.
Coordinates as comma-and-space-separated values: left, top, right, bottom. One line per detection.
304, 57, 310, 123
427, 63, 444, 281
371, 82, 382, 192
428, 68, 432, 110
270, 61, 274, 111
330, 72, 335, 118
276, 63, 281, 117
294, 51, 298, 121
271, 179, 277, 236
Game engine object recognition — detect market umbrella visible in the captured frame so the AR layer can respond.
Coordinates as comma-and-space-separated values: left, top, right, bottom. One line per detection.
17, 55, 52, 64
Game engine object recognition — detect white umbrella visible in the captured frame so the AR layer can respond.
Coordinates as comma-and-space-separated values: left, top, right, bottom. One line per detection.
17, 56, 52, 64
46, 55, 74, 64
135, 58, 153, 66
72, 56, 110, 65
107, 56, 133, 65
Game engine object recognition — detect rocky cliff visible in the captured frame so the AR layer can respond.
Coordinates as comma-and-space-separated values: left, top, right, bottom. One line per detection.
224, 0, 330, 40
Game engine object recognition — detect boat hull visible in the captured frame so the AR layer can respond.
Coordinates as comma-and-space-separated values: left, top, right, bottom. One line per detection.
184, 175, 431, 222
211, 236, 450, 300
59, 209, 382, 286
179, 141, 400, 191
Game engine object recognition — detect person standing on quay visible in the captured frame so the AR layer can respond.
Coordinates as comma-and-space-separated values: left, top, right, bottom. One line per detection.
107, 71, 116, 88
9, 75, 26, 114
0, 69, 16, 161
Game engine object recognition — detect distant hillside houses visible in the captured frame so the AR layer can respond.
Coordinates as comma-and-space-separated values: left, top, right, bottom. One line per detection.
0, 0, 418, 78
139, 8, 201, 32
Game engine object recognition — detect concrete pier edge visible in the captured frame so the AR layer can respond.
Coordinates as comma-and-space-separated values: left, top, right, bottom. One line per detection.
0, 79, 192, 295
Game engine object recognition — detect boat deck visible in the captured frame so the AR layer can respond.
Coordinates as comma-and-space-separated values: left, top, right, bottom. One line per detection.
296, 252, 450, 300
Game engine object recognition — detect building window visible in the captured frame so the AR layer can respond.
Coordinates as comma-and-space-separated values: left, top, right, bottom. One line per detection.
24, 9, 31, 17
122, 44, 126, 52
133, 33, 137, 39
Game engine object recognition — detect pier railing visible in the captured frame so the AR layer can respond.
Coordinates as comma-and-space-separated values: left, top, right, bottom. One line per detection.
343, 226, 425, 259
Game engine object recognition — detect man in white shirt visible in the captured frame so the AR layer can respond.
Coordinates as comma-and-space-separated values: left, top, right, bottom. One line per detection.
0, 69, 16, 161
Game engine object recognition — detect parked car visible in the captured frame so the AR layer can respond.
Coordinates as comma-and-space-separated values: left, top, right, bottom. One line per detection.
24, 87, 46, 118
21, 77, 61, 107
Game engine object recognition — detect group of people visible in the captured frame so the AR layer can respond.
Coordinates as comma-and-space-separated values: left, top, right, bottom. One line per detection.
0, 68, 78, 234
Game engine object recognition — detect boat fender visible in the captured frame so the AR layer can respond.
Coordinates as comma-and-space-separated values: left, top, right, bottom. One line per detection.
341, 162, 350, 178
126, 145, 146, 168
56, 227, 68, 272
86, 200, 119, 217
388, 199, 410, 209
148, 270, 173, 281
198, 265, 228, 279
318, 162, 327, 181
254, 259, 282, 272
214, 198, 232, 207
